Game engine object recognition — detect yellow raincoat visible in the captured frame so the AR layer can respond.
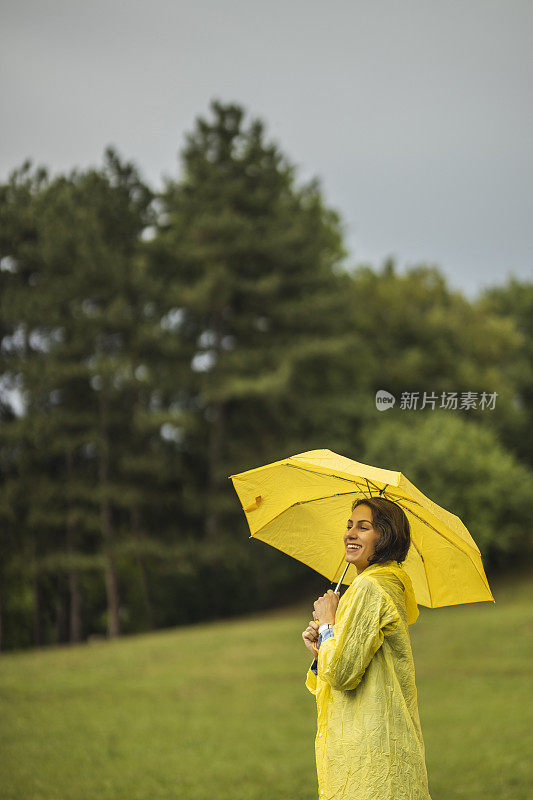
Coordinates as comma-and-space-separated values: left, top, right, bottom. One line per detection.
305, 559, 432, 800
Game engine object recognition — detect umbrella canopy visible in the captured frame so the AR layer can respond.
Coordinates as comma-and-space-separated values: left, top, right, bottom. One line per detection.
229, 448, 494, 608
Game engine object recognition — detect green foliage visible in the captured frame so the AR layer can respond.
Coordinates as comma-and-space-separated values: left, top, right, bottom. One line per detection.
342, 260, 521, 417
151, 99, 357, 614
359, 411, 533, 566
475, 278, 533, 470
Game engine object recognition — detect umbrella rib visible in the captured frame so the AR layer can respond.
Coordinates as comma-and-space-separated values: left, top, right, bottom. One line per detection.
386, 490, 482, 556
291, 482, 400, 508
294, 491, 360, 506
288, 465, 391, 495
399, 498, 491, 592
381, 491, 484, 600
380, 488, 424, 508
364, 476, 389, 496
287, 464, 367, 485
249, 492, 361, 538
356, 479, 381, 495
392, 500, 479, 558
288, 465, 401, 502
375, 488, 478, 556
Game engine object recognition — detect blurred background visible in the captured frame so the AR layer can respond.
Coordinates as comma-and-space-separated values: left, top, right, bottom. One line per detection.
0, 2, 531, 799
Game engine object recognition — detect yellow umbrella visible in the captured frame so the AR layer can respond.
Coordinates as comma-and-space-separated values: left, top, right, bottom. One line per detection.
229, 448, 494, 608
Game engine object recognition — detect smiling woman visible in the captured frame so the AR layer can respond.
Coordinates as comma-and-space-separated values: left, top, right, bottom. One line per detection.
302, 497, 432, 800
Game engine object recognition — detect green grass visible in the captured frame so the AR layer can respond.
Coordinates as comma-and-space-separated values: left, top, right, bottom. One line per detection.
0, 569, 531, 800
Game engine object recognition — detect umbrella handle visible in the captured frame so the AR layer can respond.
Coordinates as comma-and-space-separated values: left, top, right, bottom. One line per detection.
334, 563, 349, 593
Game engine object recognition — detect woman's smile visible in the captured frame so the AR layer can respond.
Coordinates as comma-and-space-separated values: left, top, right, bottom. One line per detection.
345, 541, 366, 564
345, 542, 363, 554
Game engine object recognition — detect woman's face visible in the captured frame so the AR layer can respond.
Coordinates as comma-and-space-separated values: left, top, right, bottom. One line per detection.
343, 504, 381, 574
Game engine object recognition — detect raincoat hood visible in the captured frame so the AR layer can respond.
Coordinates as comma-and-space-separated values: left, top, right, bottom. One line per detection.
354, 559, 420, 625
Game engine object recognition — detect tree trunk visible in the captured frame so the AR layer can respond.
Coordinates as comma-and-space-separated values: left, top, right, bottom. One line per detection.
65, 447, 82, 643
205, 309, 226, 546
0, 575, 3, 652
204, 312, 226, 619
99, 383, 120, 638
131, 504, 154, 629
205, 399, 225, 544
67, 553, 82, 643
54, 589, 68, 644
32, 555, 44, 647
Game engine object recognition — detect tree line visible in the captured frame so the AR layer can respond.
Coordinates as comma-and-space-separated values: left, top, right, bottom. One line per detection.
1, 99, 532, 651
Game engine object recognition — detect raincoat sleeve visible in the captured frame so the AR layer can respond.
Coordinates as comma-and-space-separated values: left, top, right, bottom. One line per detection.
305, 661, 318, 695
305, 626, 335, 693
317, 576, 400, 692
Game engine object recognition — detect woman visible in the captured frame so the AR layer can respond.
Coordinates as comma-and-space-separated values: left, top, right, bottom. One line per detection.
302, 497, 432, 800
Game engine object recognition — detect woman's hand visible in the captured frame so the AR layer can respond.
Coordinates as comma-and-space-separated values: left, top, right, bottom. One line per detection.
313, 589, 340, 626
302, 619, 319, 656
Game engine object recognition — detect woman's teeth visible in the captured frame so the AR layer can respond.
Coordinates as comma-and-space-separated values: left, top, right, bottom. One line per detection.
347, 544, 362, 550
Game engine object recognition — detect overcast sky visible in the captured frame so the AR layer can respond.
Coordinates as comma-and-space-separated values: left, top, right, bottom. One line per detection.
1, 0, 532, 299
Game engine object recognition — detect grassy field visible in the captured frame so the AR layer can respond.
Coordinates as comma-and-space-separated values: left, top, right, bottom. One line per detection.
0, 567, 531, 800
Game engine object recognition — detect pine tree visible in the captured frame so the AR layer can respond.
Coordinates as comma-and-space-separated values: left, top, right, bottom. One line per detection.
0, 151, 184, 644
153, 100, 355, 614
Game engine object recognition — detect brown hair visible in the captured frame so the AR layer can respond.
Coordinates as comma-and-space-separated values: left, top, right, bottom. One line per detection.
351, 497, 410, 566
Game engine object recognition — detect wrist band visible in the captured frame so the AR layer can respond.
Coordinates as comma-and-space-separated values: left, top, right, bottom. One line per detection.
318, 623, 333, 636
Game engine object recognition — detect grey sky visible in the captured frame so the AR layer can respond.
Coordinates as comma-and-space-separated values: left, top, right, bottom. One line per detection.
1, 0, 532, 299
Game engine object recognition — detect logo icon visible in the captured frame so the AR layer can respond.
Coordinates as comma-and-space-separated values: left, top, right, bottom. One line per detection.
375, 390, 395, 411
